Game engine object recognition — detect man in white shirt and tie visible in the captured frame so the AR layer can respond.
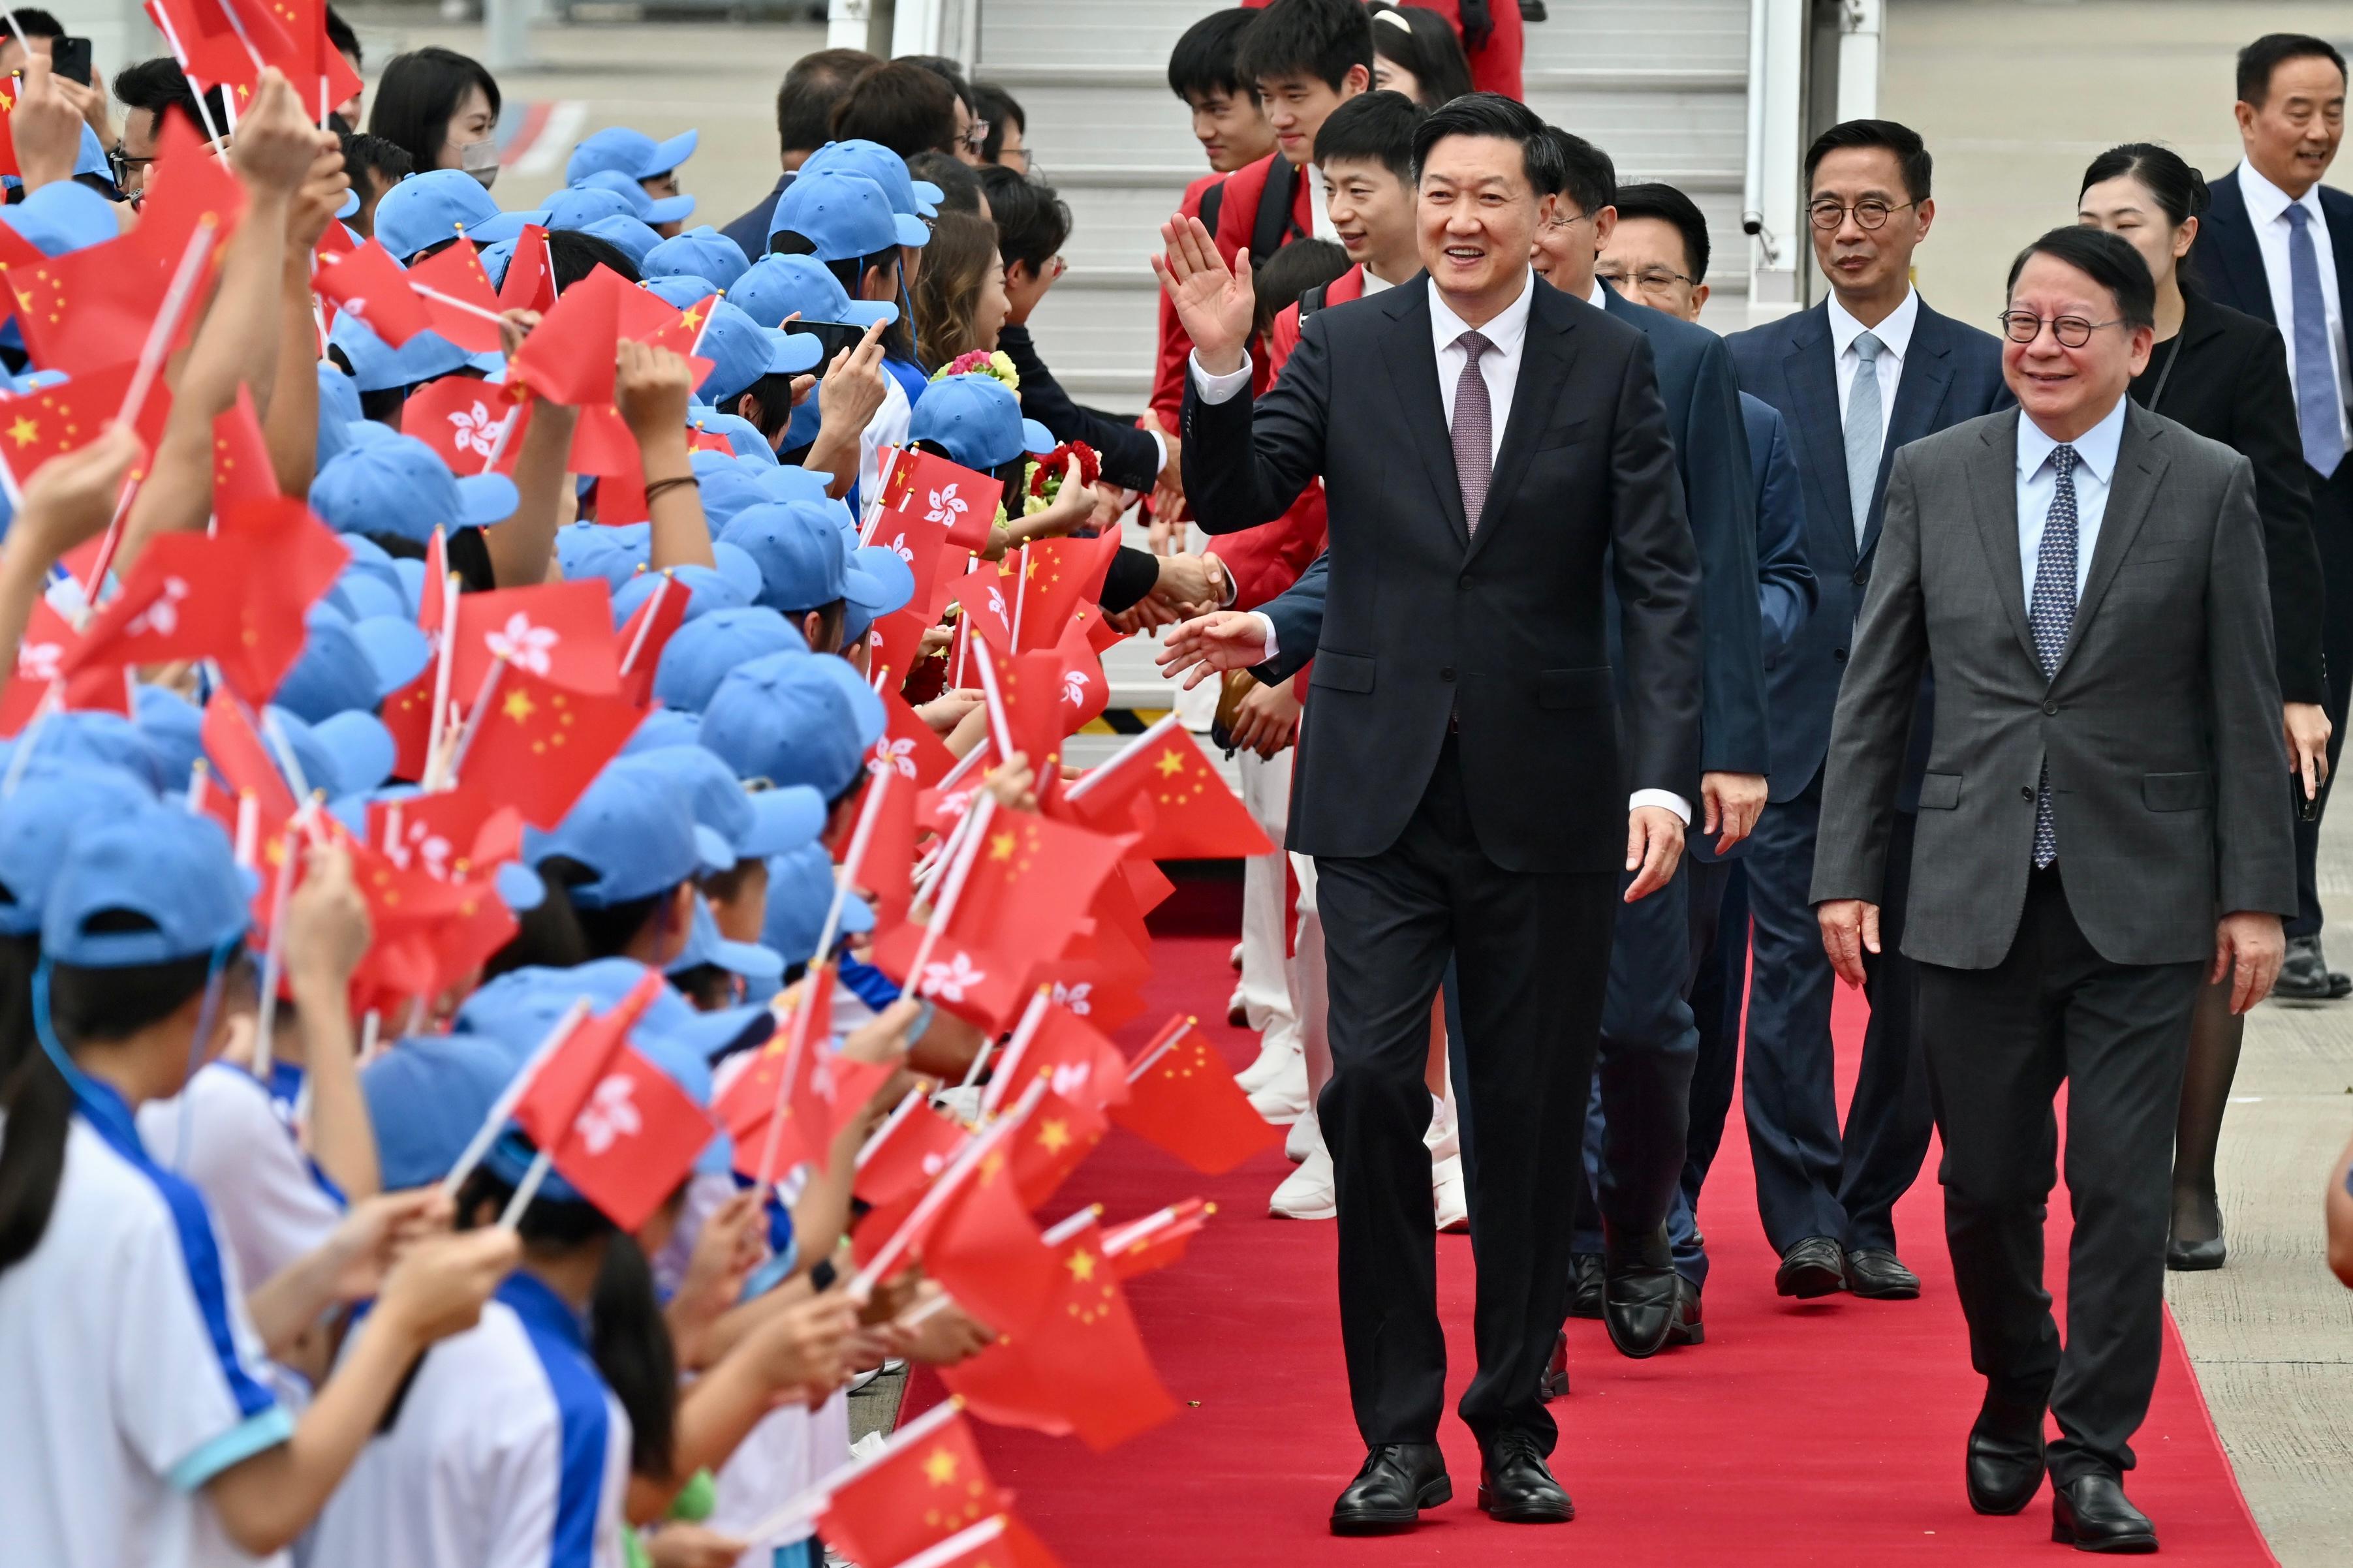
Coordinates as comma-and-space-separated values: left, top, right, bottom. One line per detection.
2188, 32, 2353, 1002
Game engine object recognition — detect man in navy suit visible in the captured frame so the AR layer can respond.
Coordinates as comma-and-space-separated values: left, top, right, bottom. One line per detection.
1595, 182, 1820, 1296
2186, 33, 2353, 1001
1723, 119, 2010, 1302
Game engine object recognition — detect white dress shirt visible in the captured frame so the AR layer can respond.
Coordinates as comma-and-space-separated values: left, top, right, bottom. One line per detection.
2016, 395, 2127, 615
1190, 273, 1690, 824
1827, 285, 1919, 452
2236, 161, 2353, 442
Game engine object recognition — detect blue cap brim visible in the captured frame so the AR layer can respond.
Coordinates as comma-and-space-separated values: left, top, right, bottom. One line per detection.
352, 617, 434, 694
709, 541, 766, 602
753, 466, 832, 504
1020, 418, 1057, 456
837, 298, 899, 328
837, 891, 876, 936
910, 179, 943, 218
643, 192, 696, 225
846, 546, 915, 616
891, 213, 931, 249
457, 472, 522, 525
807, 650, 887, 747
465, 209, 551, 246
764, 328, 824, 375
310, 711, 396, 795
674, 1003, 775, 1064
495, 861, 547, 912
741, 784, 826, 858
709, 934, 785, 982
335, 187, 361, 221
647, 129, 699, 177
692, 823, 737, 877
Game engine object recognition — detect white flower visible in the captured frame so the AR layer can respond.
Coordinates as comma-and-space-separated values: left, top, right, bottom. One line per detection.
925, 482, 967, 530
574, 1075, 642, 1154
1050, 1060, 1093, 1099
1060, 668, 1091, 707
920, 950, 988, 1004
884, 530, 915, 566
485, 611, 559, 676
16, 640, 60, 681
395, 823, 452, 879
125, 577, 190, 639
871, 736, 917, 778
985, 585, 1006, 623
448, 401, 501, 459
1050, 980, 1093, 1016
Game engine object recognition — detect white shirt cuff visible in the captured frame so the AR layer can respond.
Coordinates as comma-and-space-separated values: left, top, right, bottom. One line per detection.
1189, 349, 1254, 405
1144, 426, 1169, 472
1629, 789, 1692, 825
1250, 610, 1278, 661
1207, 553, 1238, 607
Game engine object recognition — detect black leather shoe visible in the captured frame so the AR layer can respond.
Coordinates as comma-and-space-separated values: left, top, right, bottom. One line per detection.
1666, 1276, 1704, 1346
1965, 1407, 2046, 1515
1478, 1428, 1574, 1524
2166, 1233, 2226, 1270
1568, 1253, 1604, 1318
1330, 1443, 1451, 1535
1602, 1263, 1677, 1358
2051, 1473, 2157, 1552
1845, 1247, 1921, 1299
2274, 934, 2338, 1000
1539, 1329, 1570, 1400
1775, 1236, 1846, 1298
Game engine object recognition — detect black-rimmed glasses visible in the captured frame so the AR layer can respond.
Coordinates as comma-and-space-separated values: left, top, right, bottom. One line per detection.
1807, 199, 1916, 232
1996, 311, 2125, 348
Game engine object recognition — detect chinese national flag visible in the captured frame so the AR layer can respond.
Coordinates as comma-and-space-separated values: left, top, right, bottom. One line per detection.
313, 239, 433, 347
1109, 1016, 1283, 1173
870, 678, 956, 790
259, 0, 364, 119
403, 375, 527, 476
149, 0, 300, 97
711, 964, 833, 1180
841, 767, 918, 930
497, 224, 558, 315
1001, 1086, 1106, 1208
1010, 532, 1123, 653
939, 1218, 1181, 1452
0, 361, 174, 491
999, 1002, 1130, 1115
919, 1135, 1063, 1336
61, 533, 249, 677
1102, 1198, 1212, 1280
816, 1412, 1005, 1568
506, 265, 629, 405
210, 496, 351, 706
407, 239, 505, 354
0, 79, 21, 179
442, 664, 643, 826
210, 389, 280, 507
1063, 722, 1273, 859
200, 690, 297, 829
614, 573, 689, 708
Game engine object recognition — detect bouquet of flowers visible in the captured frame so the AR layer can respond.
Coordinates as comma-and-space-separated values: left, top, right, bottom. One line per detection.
1023, 441, 1100, 515
930, 349, 1020, 390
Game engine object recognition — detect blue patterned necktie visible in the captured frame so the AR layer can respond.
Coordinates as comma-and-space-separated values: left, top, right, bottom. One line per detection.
2284, 205, 2346, 478
2029, 444, 2080, 869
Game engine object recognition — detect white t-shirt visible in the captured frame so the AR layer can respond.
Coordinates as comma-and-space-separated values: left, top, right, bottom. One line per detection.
0, 1087, 296, 1568
139, 1063, 344, 1296
311, 1272, 633, 1568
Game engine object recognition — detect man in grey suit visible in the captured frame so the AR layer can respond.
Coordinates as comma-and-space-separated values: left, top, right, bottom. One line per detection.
1813, 226, 2292, 1552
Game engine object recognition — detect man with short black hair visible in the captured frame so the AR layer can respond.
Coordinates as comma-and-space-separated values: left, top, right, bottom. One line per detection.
111, 56, 235, 200
339, 132, 414, 241
1815, 224, 2290, 1552
1158, 90, 1702, 1535
2188, 33, 2353, 1002
831, 61, 958, 162
1726, 118, 2009, 1307
1217, 0, 1371, 266
721, 48, 880, 258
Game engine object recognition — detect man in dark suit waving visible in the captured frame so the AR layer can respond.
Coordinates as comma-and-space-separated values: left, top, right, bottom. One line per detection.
1723, 120, 2009, 1303
1153, 93, 1702, 1535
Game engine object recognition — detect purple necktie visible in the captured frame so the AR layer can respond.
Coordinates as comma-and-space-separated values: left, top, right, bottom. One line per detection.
1452, 330, 1495, 530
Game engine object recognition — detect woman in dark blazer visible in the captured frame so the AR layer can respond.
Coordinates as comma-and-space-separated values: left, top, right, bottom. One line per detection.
2080, 144, 2330, 1272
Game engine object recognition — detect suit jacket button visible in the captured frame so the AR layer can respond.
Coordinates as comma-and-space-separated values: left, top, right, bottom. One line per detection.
2021, 786, 2034, 800
2043, 701, 2059, 716
1851, 568, 1869, 587
1441, 666, 1457, 681
1832, 647, 1848, 663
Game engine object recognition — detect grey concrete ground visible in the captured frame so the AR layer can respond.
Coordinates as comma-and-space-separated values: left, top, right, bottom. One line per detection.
334, 5, 2353, 1552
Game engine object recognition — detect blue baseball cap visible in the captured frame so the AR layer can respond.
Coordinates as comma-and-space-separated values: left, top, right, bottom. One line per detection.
652, 606, 810, 713
610, 564, 749, 627
569, 126, 700, 186
333, 564, 412, 623
692, 459, 774, 532
697, 300, 823, 407
540, 184, 641, 233
841, 544, 917, 645
709, 539, 766, 602
0, 764, 161, 938
461, 957, 773, 1073
770, 170, 927, 256
800, 140, 941, 222
311, 435, 522, 542
555, 521, 649, 591
762, 840, 875, 968
374, 169, 550, 262
362, 1034, 518, 1188
644, 226, 751, 292
668, 894, 785, 987
275, 604, 435, 723
0, 178, 121, 257
726, 253, 898, 331
620, 746, 824, 863
622, 707, 701, 755
719, 500, 884, 613
642, 274, 721, 314
909, 373, 1055, 469
749, 463, 834, 506
328, 313, 505, 393
687, 409, 781, 463
698, 649, 886, 801
574, 168, 696, 228
317, 361, 365, 466
42, 806, 248, 967
132, 685, 206, 791
526, 761, 734, 907
2, 711, 166, 793
579, 214, 664, 268
267, 707, 397, 797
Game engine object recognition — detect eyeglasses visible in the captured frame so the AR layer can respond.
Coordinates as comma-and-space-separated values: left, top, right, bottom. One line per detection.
1543, 209, 1591, 232
960, 119, 991, 155
108, 145, 155, 187
1807, 199, 1916, 232
1996, 311, 2125, 348
1596, 265, 1696, 290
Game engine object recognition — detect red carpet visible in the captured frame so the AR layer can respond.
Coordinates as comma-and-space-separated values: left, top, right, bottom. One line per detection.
909, 880, 2277, 1565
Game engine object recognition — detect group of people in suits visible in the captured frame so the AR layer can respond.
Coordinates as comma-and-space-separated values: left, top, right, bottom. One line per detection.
1149, 3, 2346, 1553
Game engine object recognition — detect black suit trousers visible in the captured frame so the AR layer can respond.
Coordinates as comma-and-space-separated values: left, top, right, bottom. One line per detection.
1917, 868, 2200, 1486
2289, 462, 2353, 940
1316, 733, 1615, 1452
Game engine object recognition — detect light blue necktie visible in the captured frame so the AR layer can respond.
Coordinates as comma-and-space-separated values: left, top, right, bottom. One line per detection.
1845, 331, 1886, 547
2284, 204, 2346, 478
